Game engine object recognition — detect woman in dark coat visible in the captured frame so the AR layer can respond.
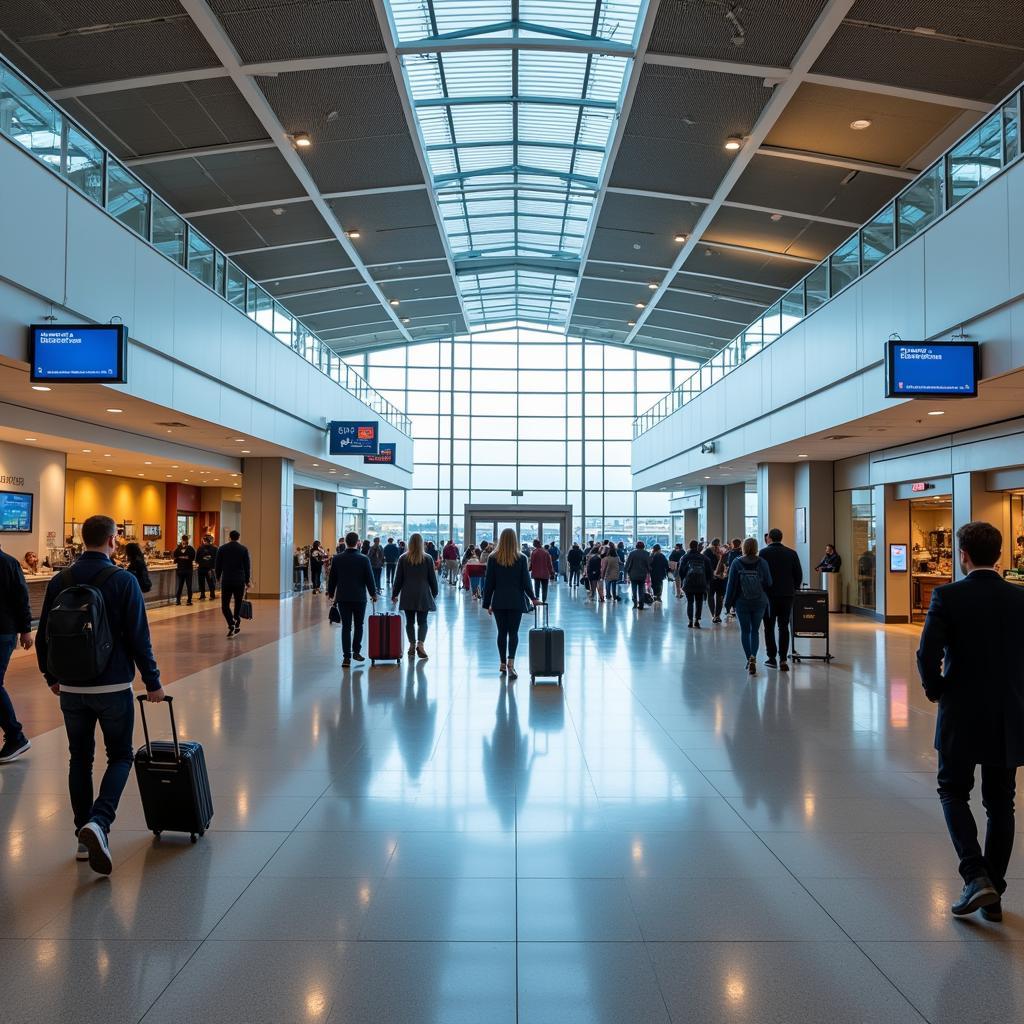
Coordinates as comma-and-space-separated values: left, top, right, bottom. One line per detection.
482, 528, 537, 680
391, 532, 439, 659
124, 542, 152, 594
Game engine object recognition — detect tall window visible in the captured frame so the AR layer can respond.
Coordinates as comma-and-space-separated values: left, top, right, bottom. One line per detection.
350, 325, 696, 544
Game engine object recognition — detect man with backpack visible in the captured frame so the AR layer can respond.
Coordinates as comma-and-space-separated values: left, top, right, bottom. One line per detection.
368, 537, 386, 594
759, 527, 804, 671
195, 534, 218, 602
679, 540, 710, 627
383, 537, 401, 591
0, 541, 33, 763
36, 515, 164, 875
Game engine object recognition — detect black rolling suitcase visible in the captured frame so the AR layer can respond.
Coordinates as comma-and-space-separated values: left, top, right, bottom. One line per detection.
528, 602, 565, 686
133, 695, 213, 843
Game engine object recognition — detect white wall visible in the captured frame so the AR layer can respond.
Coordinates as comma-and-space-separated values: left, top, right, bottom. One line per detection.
634, 157, 1024, 490
0, 441, 66, 560
0, 138, 412, 487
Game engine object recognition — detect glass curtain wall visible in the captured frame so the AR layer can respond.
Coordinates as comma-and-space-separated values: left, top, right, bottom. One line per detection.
350, 325, 695, 544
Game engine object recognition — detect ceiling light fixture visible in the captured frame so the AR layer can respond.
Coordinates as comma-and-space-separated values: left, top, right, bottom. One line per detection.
106, 408, 122, 413
634, 302, 644, 309
928, 410, 945, 416
346, 229, 361, 239
81, 449, 91, 453
291, 131, 312, 148
31, 385, 51, 392
389, 299, 400, 307
105, 469, 112, 473
674, 233, 687, 243
103, 453, 111, 458
241, 449, 251, 454
627, 320, 636, 327
724, 135, 743, 151
797, 453, 809, 458
850, 118, 872, 130
647, 281, 658, 291
24, 437, 36, 442
401, 317, 411, 325
770, 213, 783, 222
144, 461, 152, 465
271, 207, 286, 216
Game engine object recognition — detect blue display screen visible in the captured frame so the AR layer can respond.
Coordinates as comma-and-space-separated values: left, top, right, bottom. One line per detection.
0, 492, 33, 533
30, 324, 126, 383
886, 341, 978, 398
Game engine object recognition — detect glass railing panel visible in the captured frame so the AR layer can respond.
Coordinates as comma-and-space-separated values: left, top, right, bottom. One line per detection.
761, 302, 782, 342
781, 284, 804, 328
253, 286, 274, 333
272, 303, 295, 347
64, 124, 103, 202
0, 63, 62, 172
106, 160, 150, 238
215, 252, 226, 296
152, 196, 186, 266
897, 161, 942, 246
187, 230, 216, 288
829, 235, 860, 294
947, 111, 1002, 206
861, 202, 894, 271
804, 262, 828, 313
1003, 91, 1020, 163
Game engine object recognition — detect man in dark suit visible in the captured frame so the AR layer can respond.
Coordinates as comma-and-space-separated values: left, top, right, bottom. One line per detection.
327, 532, 377, 667
214, 530, 251, 639
758, 528, 803, 671
917, 520, 1024, 921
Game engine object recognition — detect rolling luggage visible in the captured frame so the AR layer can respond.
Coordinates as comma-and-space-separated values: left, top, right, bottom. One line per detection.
133, 695, 213, 843
528, 602, 564, 686
369, 611, 403, 664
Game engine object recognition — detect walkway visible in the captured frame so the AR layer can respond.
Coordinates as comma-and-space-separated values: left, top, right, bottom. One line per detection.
0, 582, 1020, 1023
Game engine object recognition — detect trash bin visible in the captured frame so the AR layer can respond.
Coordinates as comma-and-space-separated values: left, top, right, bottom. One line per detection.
825, 571, 842, 613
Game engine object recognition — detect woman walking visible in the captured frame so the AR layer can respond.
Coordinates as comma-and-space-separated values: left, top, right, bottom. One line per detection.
601, 544, 621, 602
124, 542, 152, 594
309, 540, 325, 593
724, 537, 773, 674
391, 532, 439, 659
586, 544, 603, 602
679, 539, 710, 628
483, 528, 538, 680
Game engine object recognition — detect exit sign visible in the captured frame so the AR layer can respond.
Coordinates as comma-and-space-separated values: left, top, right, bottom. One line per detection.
911, 482, 932, 492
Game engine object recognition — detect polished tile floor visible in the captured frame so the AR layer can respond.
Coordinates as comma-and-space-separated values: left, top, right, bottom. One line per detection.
1, 583, 1021, 1023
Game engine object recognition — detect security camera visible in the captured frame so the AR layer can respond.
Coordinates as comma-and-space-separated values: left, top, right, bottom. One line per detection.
700, 441, 716, 454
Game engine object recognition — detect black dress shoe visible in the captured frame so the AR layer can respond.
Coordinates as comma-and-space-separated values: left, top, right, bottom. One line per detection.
779, 659, 790, 672
951, 877, 999, 916
764, 658, 778, 668
981, 900, 1003, 922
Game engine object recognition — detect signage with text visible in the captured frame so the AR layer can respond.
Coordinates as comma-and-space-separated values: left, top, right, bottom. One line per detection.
29, 324, 127, 383
910, 482, 931, 492
328, 421, 378, 455
363, 442, 396, 465
885, 340, 978, 398
792, 589, 829, 639
889, 543, 908, 573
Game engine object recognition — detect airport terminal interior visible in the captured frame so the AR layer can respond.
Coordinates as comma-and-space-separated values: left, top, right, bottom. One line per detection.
1, 1, 1024, 1021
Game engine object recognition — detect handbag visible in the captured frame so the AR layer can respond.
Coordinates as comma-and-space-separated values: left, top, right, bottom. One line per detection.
238, 599, 254, 620
329, 602, 341, 624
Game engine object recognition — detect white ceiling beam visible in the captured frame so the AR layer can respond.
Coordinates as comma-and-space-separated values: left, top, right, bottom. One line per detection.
227, 237, 335, 257
563, 0, 662, 333
699, 239, 820, 265
177, 0, 413, 341
187, 196, 312, 218
183, 183, 428, 218
757, 144, 917, 179
575, 294, 748, 325
672, 268, 787, 292
644, 53, 789, 79
125, 140, 275, 167
241, 53, 390, 76
625, 0, 857, 347
396, 35, 635, 57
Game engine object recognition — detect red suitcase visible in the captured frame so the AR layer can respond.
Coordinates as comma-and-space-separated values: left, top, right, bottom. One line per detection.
368, 612, 403, 664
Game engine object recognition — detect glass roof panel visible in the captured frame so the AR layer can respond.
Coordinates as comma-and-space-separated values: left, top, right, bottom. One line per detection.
384, 0, 646, 327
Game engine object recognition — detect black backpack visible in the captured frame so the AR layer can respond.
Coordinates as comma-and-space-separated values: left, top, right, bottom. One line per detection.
45, 566, 120, 683
684, 558, 707, 593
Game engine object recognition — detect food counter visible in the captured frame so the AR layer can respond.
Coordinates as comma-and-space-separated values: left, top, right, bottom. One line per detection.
912, 573, 952, 610
25, 563, 191, 620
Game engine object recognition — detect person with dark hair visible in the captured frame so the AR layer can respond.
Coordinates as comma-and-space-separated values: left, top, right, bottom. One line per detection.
309, 540, 325, 593
36, 514, 163, 874
173, 534, 196, 606
566, 542, 584, 590
707, 538, 728, 623
327, 532, 377, 667
917, 520, 1024, 921
679, 539, 709, 627
215, 529, 251, 638
123, 542, 152, 594
649, 543, 669, 603
529, 538, 555, 604
196, 534, 218, 601
368, 537, 386, 593
759, 527, 803, 671
625, 540, 651, 608
724, 538, 773, 674
383, 537, 401, 590
0, 540, 33, 764
815, 543, 842, 574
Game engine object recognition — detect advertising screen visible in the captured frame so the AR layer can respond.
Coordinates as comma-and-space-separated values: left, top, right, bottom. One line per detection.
889, 543, 908, 573
29, 324, 127, 383
0, 492, 33, 533
328, 421, 378, 455
885, 340, 978, 398
363, 443, 396, 465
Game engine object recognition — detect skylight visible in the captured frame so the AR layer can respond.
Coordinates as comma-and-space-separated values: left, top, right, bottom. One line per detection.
382, 0, 646, 328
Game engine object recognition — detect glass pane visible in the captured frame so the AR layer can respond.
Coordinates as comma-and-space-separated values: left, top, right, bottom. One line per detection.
781, 285, 804, 328
187, 230, 215, 288
215, 252, 226, 296
804, 262, 828, 313
897, 162, 942, 246
254, 287, 274, 332
946, 111, 1002, 205
106, 161, 150, 237
0, 63, 61, 171
1003, 92, 1020, 164
829, 235, 860, 294
861, 203, 894, 270
64, 125, 103, 202
152, 197, 186, 265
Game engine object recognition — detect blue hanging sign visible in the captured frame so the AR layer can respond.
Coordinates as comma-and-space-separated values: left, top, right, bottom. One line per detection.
328, 421, 378, 454
363, 443, 396, 465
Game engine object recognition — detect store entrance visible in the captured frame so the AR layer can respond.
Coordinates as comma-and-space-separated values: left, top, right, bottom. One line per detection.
910, 494, 953, 623
464, 504, 573, 560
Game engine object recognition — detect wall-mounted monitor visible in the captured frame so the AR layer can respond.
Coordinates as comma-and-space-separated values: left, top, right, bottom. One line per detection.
143, 524, 161, 539
0, 492, 33, 533
889, 543, 908, 573
29, 324, 127, 384
885, 340, 978, 398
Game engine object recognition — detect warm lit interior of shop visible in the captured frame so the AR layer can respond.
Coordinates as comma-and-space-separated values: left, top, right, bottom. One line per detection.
909, 494, 954, 623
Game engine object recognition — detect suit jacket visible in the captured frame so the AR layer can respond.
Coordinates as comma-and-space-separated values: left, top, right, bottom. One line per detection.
214, 541, 251, 586
482, 554, 535, 611
327, 548, 376, 604
758, 542, 803, 598
917, 569, 1024, 765
392, 554, 438, 611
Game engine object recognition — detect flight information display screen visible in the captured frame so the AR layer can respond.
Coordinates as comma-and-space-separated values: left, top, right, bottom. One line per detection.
885, 340, 978, 398
29, 324, 127, 383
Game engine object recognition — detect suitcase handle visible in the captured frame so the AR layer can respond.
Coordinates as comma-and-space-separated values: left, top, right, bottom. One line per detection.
533, 601, 549, 627
136, 694, 181, 761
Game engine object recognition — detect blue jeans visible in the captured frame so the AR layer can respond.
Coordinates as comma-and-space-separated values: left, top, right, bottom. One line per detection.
60, 689, 135, 835
735, 598, 768, 658
470, 576, 482, 595
0, 635, 23, 740
606, 579, 618, 600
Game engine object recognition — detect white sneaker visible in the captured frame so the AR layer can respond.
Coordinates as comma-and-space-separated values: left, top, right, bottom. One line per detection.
76, 842, 89, 862
78, 821, 113, 875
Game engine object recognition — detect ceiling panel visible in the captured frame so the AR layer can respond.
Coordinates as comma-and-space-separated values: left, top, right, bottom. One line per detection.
266, 268, 364, 295
648, 0, 829, 67
586, 192, 704, 270
704, 206, 853, 262
285, 288, 381, 316
656, 288, 756, 327
192, 202, 336, 254
208, 0, 385, 63
232, 239, 346, 279
328, 191, 447, 265
373, 259, 450, 281
679, 244, 808, 292
671, 269, 787, 305
645, 308, 739, 342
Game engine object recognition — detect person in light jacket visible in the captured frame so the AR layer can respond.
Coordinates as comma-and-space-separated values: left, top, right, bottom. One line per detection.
624, 541, 652, 608
601, 545, 621, 602
391, 532, 438, 660
482, 528, 538, 680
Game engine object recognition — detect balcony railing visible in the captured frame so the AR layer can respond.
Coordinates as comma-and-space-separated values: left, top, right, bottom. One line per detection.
0, 55, 411, 439
633, 82, 1022, 439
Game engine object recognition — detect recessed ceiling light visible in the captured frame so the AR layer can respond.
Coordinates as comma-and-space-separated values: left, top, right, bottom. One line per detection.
704, 475, 711, 479
770, 213, 783, 222
106, 408, 122, 413
144, 461, 152, 465
401, 317, 411, 324
312, 463, 319, 467
850, 118, 872, 130
346, 229, 361, 239
230, 473, 238, 477
233, 438, 244, 442
105, 469, 112, 473
632, 243, 641, 251
634, 302, 644, 309
103, 453, 111, 458
674, 233, 687, 243
81, 449, 91, 453
647, 281, 658, 291
329, 469, 337, 474
724, 135, 743, 151
291, 131, 311, 148
627, 320, 636, 327
137, 473, 144, 477
31, 385, 51, 392
241, 449, 251, 454
797, 453, 809, 458
24, 437, 36, 442
928, 410, 945, 416
271, 207, 286, 216
171, 465, 179, 468
389, 299, 400, 307
166, 474, 172, 478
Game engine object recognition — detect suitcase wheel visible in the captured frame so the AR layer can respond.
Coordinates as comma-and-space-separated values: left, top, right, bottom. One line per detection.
558, 676, 563, 686
530, 676, 535, 685
152, 830, 162, 839
190, 833, 197, 844
371, 660, 376, 666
